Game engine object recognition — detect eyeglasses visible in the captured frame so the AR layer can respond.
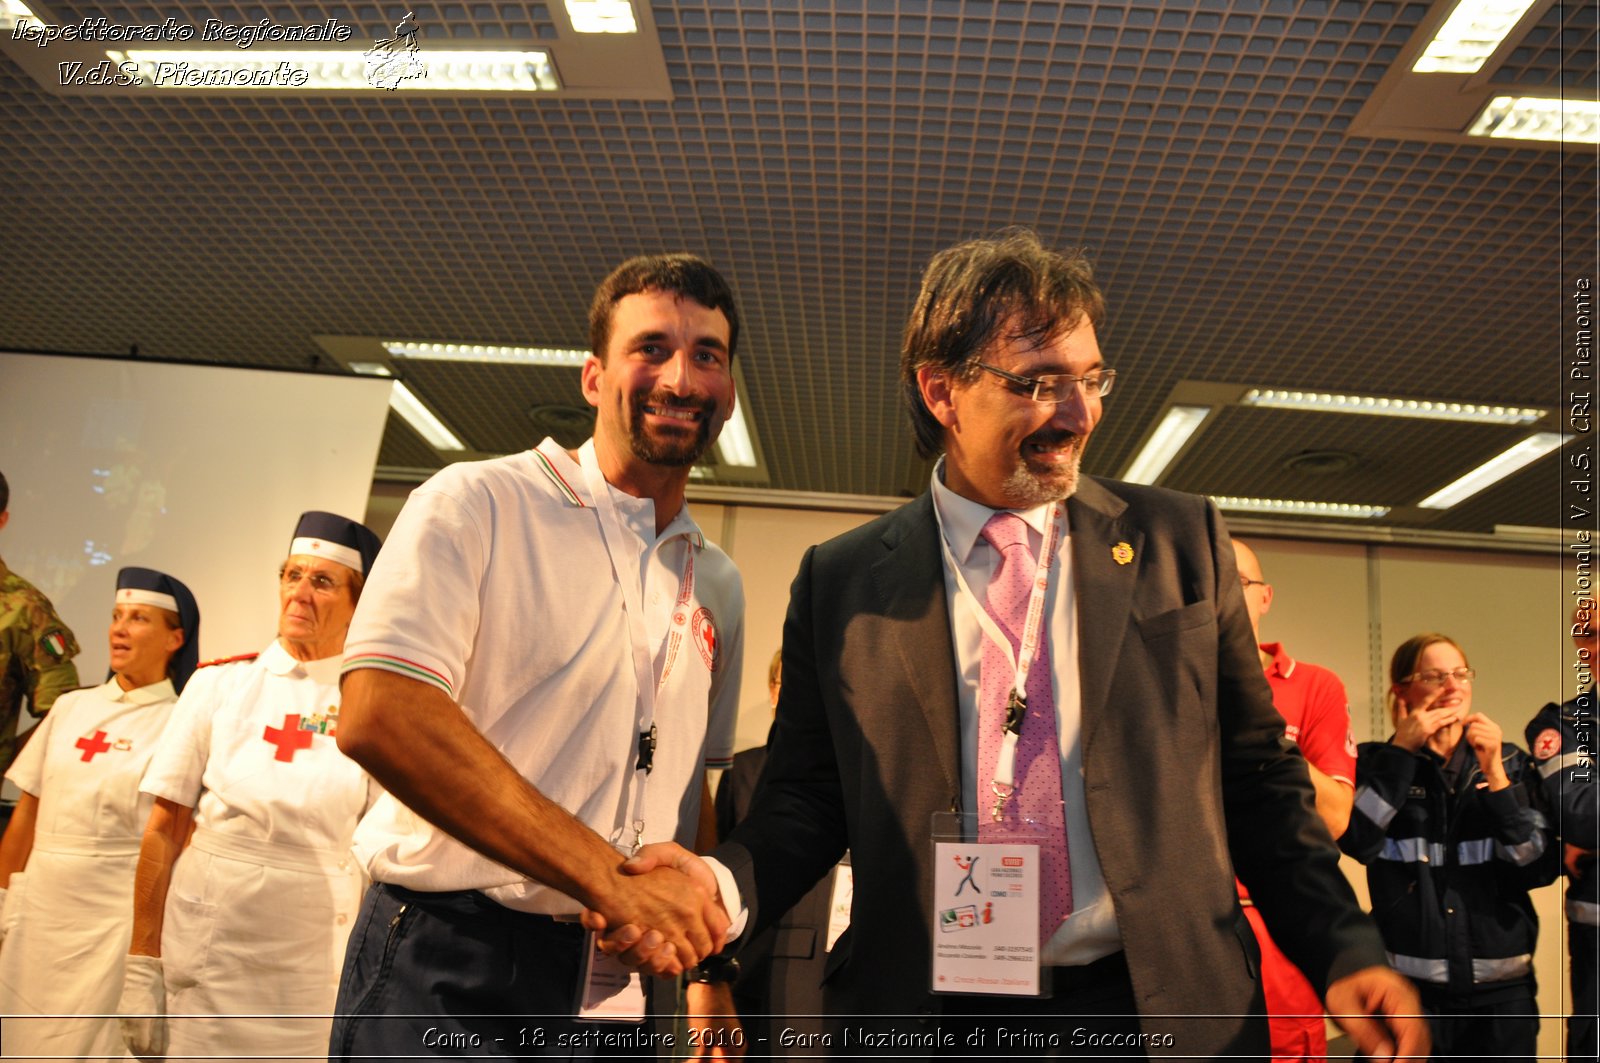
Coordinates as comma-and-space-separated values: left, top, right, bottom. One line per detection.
1401, 667, 1476, 687
278, 566, 347, 595
972, 362, 1117, 404
1240, 577, 1268, 590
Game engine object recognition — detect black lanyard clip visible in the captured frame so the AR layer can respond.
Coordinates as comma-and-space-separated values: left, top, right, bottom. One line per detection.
637, 723, 658, 774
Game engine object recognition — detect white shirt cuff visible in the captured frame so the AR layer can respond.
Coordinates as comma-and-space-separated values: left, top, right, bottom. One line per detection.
702, 856, 748, 941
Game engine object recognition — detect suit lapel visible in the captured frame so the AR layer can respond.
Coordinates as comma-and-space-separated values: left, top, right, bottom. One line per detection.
871, 494, 963, 803
1068, 478, 1142, 757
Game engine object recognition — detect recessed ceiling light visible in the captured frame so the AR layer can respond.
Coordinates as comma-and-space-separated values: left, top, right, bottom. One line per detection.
1121, 405, 1212, 485
384, 341, 588, 366
1417, 432, 1564, 508
1412, 0, 1538, 73
107, 49, 559, 91
715, 403, 758, 468
1241, 388, 1544, 425
1210, 497, 1391, 519
566, 0, 638, 33
1467, 96, 1600, 145
0, 0, 37, 31
351, 363, 465, 450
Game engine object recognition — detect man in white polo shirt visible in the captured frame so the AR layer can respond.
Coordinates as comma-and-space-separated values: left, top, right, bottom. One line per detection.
329, 254, 745, 1057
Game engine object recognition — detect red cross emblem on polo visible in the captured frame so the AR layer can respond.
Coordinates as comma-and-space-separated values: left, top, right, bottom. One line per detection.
263, 714, 315, 762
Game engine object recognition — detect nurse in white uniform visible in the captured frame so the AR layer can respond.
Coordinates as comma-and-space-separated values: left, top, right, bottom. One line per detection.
0, 566, 200, 1063
117, 512, 380, 1063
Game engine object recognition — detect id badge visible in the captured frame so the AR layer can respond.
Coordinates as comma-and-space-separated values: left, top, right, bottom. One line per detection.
576, 931, 648, 1021
929, 811, 1043, 997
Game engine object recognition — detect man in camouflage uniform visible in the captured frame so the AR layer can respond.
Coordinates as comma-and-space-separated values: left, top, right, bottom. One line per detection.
0, 470, 81, 790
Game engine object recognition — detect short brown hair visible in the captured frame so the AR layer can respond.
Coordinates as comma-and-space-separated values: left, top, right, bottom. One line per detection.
588, 254, 741, 363
899, 229, 1105, 458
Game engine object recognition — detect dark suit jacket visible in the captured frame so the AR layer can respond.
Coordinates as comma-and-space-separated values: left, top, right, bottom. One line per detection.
716, 477, 1387, 1055
715, 746, 835, 1049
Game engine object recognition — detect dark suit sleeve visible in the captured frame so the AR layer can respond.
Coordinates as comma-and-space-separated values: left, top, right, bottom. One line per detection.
1208, 503, 1389, 994
714, 765, 739, 843
716, 546, 850, 939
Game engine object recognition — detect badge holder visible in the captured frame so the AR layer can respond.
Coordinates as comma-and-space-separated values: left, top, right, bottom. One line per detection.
576, 931, 648, 1022
929, 810, 1055, 998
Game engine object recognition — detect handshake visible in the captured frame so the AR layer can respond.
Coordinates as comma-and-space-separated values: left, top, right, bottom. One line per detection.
581, 842, 734, 976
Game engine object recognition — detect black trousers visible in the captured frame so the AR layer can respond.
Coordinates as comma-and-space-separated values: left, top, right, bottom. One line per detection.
329, 883, 659, 1060
1417, 980, 1539, 1063
1572, 920, 1598, 1062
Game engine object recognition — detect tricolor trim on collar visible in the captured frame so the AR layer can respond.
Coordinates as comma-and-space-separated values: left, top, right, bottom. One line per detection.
117, 587, 179, 612
290, 536, 364, 573
532, 449, 585, 507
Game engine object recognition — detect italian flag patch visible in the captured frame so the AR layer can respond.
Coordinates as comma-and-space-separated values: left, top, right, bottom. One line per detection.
41, 630, 68, 660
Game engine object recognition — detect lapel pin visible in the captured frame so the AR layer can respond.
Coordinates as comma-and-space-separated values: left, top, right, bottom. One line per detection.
1111, 541, 1134, 566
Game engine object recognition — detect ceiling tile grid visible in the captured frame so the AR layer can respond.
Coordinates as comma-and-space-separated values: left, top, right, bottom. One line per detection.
2, 0, 1591, 531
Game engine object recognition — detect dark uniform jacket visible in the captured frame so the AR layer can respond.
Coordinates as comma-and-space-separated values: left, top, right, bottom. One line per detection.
1526, 694, 1598, 927
1342, 738, 1558, 997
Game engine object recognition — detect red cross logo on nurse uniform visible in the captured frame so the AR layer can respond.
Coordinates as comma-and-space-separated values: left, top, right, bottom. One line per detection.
263, 715, 314, 762
76, 730, 112, 762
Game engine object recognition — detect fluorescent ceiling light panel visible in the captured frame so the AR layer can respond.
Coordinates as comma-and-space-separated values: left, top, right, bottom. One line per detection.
384, 341, 588, 367
1211, 497, 1391, 520
566, 0, 638, 33
1467, 96, 1600, 144
0, 0, 37, 31
351, 368, 465, 451
1412, 0, 1538, 73
1417, 432, 1564, 509
1242, 388, 1544, 425
107, 49, 558, 91
1122, 405, 1212, 485
715, 404, 757, 468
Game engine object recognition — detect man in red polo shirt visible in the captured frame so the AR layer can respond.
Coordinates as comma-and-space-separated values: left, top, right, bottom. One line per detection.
1234, 539, 1358, 1061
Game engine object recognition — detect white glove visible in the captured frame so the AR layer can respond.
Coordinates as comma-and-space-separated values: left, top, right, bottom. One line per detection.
117, 953, 168, 1061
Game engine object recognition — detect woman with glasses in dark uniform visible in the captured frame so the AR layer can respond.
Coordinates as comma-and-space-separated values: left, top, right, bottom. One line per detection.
1341, 633, 1558, 1062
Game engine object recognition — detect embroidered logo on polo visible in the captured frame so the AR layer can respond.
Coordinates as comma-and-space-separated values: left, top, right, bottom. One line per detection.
691, 607, 719, 671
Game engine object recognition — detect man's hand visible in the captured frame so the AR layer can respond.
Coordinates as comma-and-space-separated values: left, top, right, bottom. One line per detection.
1324, 965, 1429, 1062
686, 981, 747, 1060
581, 843, 728, 977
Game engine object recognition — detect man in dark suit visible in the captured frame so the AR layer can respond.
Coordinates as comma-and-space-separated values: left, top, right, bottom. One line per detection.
602, 230, 1426, 1059
714, 650, 840, 1052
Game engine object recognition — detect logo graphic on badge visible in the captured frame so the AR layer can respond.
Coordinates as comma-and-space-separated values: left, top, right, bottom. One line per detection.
365, 10, 427, 89
691, 606, 719, 671
1111, 541, 1134, 566
953, 853, 981, 896
939, 904, 979, 932
1533, 727, 1563, 760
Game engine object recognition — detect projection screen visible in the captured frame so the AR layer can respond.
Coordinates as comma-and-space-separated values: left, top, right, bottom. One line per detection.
0, 352, 393, 763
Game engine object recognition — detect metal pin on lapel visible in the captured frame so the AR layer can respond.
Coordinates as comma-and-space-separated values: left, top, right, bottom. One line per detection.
1112, 541, 1134, 565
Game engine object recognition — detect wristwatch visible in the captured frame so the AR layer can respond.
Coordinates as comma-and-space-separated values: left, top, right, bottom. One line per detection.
686, 955, 741, 984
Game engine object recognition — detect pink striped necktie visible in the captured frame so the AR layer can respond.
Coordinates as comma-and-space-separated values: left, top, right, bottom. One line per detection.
976, 512, 1072, 940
